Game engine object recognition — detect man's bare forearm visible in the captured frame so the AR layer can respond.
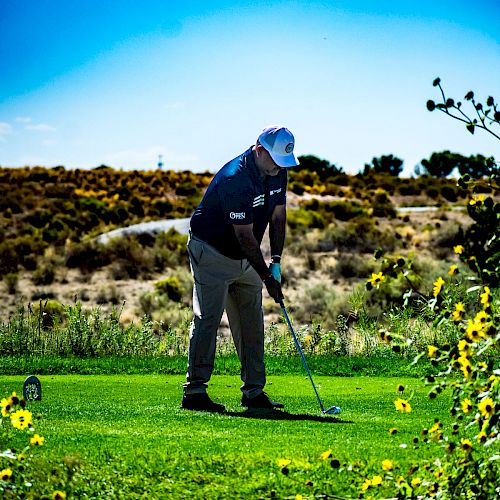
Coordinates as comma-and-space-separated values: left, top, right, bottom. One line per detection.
270, 205, 286, 258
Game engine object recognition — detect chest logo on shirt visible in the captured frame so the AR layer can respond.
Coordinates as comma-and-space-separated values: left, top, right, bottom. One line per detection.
253, 194, 265, 208
270, 188, 282, 196
230, 211, 246, 220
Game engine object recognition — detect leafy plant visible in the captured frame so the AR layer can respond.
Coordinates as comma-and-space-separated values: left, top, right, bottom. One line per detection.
427, 77, 500, 140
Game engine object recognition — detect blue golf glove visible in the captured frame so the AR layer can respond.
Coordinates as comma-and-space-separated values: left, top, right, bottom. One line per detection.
269, 262, 281, 284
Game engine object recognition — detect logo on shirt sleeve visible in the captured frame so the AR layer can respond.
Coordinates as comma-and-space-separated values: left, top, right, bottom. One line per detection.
270, 188, 282, 196
230, 212, 246, 220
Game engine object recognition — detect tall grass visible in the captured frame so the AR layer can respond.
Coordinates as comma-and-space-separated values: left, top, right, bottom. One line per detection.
0, 298, 464, 366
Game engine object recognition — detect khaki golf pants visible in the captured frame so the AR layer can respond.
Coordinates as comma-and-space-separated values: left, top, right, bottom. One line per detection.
184, 234, 266, 398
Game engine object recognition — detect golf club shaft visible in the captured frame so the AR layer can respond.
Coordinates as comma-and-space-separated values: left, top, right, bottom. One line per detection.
279, 301, 325, 412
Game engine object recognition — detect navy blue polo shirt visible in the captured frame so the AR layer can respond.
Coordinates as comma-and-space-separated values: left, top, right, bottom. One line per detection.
190, 147, 287, 259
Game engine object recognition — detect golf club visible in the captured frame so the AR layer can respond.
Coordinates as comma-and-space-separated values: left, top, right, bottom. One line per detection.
279, 300, 341, 415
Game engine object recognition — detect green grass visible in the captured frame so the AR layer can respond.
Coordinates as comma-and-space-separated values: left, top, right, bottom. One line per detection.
0, 374, 450, 498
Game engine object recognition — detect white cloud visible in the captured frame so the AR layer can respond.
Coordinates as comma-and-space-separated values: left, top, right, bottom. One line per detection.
0, 122, 12, 141
25, 123, 56, 132
15, 116, 32, 123
41, 139, 58, 147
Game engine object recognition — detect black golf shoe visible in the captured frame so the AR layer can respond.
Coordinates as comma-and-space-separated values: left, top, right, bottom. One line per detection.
241, 392, 284, 409
181, 393, 225, 413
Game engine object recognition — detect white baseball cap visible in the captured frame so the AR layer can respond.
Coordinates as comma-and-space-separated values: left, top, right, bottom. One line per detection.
258, 126, 299, 168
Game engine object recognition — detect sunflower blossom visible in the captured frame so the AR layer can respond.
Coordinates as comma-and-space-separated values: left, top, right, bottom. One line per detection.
30, 434, 45, 446
466, 319, 485, 342
1, 468, 12, 481
10, 409, 32, 430
452, 302, 465, 322
469, 194, 486, 205
461, 398, 472, 414
478, 397, 495, 419
427, 345, 438, 358
368, 272, 386, 288
480, 286, 491, 307
460, 438, 473, 453
458, 356, 472, 379
394, 398, 412, 413
361, 478, 372, 491
432, 277, 445, 297
382, 459, 394, 471
458, 339, 470, 355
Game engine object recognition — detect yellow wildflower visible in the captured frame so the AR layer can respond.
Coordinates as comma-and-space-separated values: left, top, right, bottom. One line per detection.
278, 459, 291, 468
474, 311, 489, 323
458, 356, 472, 379
372, 475, 383, 486
480, 286, 491, 306
452, 302, 465, 322
304, 334, 312, 345
10, 409, 32, 430
296, 495, 304, 500
394, 398, 412, 413
396, 476, 405, 485
320, 449, 332, 460
477, 431, 487, 443
458, 338, 470, 354
461, 398, 472, 414
382, 459, 394, 471
427, 345, 438, 358
368, 272, 386, 287
361, 478, 372, 491
53, 492, 67, 500
1, 468, 12, 481
429, 421, 442, 433
466, 319, 484, 342
454, 245, 464, 254
478, 362, 488, 371
469, 194, 486, 205
388, 427, 398, 435
478, 397, 495, 419
433, 277, 445, 297
448, 265, 458, 276
460, 438, 473, 453
488, 375, 499, 391
411, 477, 421, 487
0, 396, 11, 411
30, 434, 45, 446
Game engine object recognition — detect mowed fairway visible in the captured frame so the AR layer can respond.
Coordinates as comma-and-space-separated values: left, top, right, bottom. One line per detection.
0, 374, 450, 498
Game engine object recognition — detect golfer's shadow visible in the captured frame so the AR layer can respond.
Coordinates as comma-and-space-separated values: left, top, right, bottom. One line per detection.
224, 408, 353, 424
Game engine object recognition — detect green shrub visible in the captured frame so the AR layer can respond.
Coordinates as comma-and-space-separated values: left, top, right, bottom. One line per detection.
441, 185, 458, 202
31, 299, 65, 328
154, 276, 184, 302
0, 241, 19, 278
4, 273, 18, 294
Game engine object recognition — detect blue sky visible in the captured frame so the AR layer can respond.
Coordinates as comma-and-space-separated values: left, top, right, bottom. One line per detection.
1, 0, 499, 175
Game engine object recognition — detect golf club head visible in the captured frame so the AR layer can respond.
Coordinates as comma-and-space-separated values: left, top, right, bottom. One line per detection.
323, 405, 341, 415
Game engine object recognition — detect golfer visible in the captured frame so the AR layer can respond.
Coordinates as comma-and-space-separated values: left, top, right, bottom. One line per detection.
182, 126, 299, 412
